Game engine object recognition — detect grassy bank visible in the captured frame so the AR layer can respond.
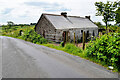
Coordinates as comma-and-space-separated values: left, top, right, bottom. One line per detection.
42, 43, 86, 58
2, 25, 47, 44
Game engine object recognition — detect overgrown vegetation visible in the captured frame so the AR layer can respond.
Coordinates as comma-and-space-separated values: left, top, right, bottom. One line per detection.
2, 25, 47, 44
94, 22, 105, 28
95, 1, 120, 33
86, 32, 120, 71
20, 29, 47, 44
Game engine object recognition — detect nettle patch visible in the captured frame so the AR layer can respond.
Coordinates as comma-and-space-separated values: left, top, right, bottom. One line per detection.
86, 33, 120, 71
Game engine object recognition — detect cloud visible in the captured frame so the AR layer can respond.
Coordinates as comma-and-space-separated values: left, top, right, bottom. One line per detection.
44, 8, 71, 12
0, 0, 116, 25
24, 2, 60, 7
24, 1, 71, 12
2, 8, 13, 15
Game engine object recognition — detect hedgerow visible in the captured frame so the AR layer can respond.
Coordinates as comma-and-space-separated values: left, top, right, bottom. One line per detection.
2, 25, 48, 44
20, 28, 47, 44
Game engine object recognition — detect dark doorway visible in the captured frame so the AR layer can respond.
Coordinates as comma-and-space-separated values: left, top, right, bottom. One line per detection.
62, 31, 69, 46
93, 30, 95, 36
62, 31, 69, 42
81, 30, 83, 42
81, 30, 83, 34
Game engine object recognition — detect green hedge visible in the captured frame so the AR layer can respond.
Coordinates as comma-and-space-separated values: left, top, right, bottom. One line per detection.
2, 25, 48, 44
21, 29, 47, 44
86, 33, 120, 71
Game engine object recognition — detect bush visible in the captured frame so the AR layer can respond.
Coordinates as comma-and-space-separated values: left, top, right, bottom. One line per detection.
86, 33, 120, 71
22, 29, 47, 44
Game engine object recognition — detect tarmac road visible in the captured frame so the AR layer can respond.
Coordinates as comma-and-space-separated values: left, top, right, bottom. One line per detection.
0, 36, 2, 79
1, 36, 119, 78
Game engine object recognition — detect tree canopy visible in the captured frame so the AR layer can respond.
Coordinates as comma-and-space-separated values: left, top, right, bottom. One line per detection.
95, 1, 119, 33
7, 21, 14, 29
94, 22, 105, 28
115, 7, 120, 24
7, 21, 14, 26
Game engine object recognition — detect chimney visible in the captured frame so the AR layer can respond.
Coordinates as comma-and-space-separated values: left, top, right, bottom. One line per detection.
85, 16, 90, 20
61, 12, 67, 17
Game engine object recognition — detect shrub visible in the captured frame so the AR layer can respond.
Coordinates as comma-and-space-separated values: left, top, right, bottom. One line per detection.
86, 33, 120, 71
22, 29, 47, 44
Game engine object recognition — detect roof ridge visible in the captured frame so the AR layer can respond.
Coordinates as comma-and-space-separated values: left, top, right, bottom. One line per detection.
42, 13, 85, 19
42, 13, 62, 16
68, 16, 85, 19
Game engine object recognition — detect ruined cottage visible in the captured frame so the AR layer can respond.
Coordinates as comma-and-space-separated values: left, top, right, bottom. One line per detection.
35, 12, 98, 42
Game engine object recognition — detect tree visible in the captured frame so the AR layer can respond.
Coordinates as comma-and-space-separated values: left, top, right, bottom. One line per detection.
95, 1, 118, 33
115, 7, 120, 24
7, 21, 14, 26
94, 22, 105, 28
7, 21, 14, 29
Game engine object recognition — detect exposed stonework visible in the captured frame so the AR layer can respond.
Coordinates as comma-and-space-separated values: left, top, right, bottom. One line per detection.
35, 13, 98, 42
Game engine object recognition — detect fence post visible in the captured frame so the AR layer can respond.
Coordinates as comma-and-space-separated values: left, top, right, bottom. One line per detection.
76, 35, 78, 47
74, 32, 75, 44
83, 31, 85, 50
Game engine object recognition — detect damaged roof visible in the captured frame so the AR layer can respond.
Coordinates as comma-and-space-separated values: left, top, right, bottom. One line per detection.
43, 13, 98, 29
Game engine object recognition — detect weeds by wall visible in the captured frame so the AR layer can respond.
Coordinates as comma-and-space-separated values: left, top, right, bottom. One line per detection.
86, 32, 120, 71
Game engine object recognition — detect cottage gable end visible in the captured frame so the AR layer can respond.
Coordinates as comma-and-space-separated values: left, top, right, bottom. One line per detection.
35, 14, 56, 37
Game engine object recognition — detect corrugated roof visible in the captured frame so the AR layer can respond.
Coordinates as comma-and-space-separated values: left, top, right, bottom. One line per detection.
44, 14, 98, 29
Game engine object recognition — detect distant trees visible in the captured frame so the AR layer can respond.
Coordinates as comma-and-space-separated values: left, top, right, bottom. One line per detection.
30, 23, 36, 25
7, 21, 14, 29
95, 1, 120, 33
7, 21, 14, 25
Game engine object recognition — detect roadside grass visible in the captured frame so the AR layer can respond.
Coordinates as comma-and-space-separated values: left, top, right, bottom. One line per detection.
42, 41, 120, 72
42, 43, 88, 59
0, 27, 2, 36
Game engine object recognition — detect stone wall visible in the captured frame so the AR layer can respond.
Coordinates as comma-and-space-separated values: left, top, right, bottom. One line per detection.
35, 15, 56, 41
55, 28, 98, 42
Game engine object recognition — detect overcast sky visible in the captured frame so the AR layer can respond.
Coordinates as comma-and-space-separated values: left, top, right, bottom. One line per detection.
0, 0, 116, 25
